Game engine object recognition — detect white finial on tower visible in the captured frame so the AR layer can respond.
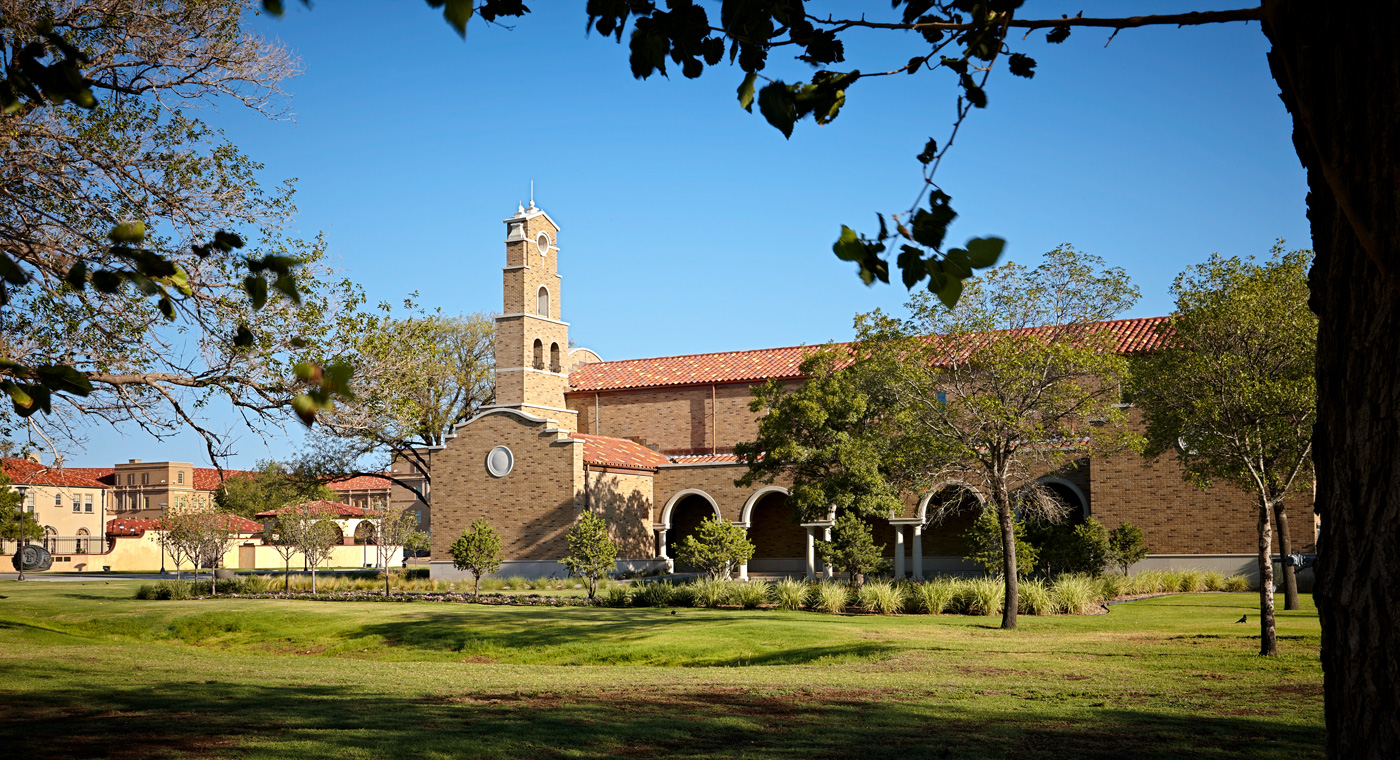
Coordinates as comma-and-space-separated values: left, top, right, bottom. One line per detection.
530, 180, 534, 206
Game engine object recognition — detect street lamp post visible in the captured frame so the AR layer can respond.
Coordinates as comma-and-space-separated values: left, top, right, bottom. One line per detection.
15, 484, 29, 581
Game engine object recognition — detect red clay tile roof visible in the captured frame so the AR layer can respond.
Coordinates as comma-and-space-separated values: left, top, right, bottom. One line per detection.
57, 467, 116, 486
569, 316, 1171, 393
664, 453, 746, 465
571, 433, 671, 472
105, 513, 263, 536
2, 458, 111, 489
326, 475, 392, 491
192, 467, 253, 491
255, 500, 375, 518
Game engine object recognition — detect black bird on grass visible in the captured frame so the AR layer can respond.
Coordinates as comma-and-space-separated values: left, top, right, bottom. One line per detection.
1236, 614, 1248, 623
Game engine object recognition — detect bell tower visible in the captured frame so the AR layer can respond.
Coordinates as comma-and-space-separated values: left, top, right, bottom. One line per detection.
492, 200, 578, 430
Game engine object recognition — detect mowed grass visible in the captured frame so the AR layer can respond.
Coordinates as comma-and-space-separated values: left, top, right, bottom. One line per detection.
0, 581, 1321, 759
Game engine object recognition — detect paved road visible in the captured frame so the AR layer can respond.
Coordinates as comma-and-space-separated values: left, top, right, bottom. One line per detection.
0, 572, 183, 582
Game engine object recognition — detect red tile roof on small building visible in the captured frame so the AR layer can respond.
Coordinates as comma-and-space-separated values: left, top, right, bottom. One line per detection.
571, 433, 671, 472
2, 458, 112, 489
192, 467, 253, 491
326, 474, 392, 491
664, 453, 746, 465
255, 500, 375, 518
106, 513, 263, 536
569, 316, 1172, 393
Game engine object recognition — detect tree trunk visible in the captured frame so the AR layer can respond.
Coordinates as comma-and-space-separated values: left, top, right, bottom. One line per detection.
1271, 500, 1300, 610
1257, 496, 1278, 657
1264, 2, 1400, 756
997, 488, 1019, 630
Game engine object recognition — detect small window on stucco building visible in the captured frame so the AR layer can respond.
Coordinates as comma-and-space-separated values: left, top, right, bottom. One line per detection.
53, 493, 61, 508
177, 471, 184, 484
84, 495, 92, 513
72, 495, 81, 512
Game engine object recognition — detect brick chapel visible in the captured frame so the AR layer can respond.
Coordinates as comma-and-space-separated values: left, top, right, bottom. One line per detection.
427, 202, 1313, 582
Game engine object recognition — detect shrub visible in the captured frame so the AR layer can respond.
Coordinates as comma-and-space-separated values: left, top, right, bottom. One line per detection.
1108, 522, 1150, 575
772, 578, 808, 611
503, 576, 530, 591
909, 579, 959, 614
1051, 574, 1101, 615
733, 581, 771, 609
962, 509, 1037, 578
1029, 517, 1111, 577
670, 583, 698, 608
236, 574, 271, 594
601, 587, 632, 607
674, 515, 755, 579
478, 576, 507, 591
530, 576, 555, 591
1222, 574, 1251, 592
632, 581, 676, 608
134, 583, 157, 600
814, 582, 849, 614
961, 577, 1005, 616
1203, 570, 1226, 591
1018, 578, 1055, 615
857, 580, 902, 614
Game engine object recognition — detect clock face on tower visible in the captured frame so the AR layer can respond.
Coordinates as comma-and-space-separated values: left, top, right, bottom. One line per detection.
535, 231, 550, 257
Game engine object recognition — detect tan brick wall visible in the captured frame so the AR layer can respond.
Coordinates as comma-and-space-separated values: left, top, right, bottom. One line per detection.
584, 469, 655, 558
430, 411, 584, 562
568, 382, 785, 454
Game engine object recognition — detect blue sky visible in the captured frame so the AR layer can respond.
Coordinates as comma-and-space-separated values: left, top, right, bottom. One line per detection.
69, 2, 1308, 468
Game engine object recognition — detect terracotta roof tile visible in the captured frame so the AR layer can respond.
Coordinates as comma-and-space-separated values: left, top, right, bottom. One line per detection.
326, 475, 392, 491
569, 316, 1172, 393
571, 433, 670, 472
255, 500, 375, 518
105, 513, 262, 536
192, 467, 253, 491
2, 458, 111, 489
664, 453, 745, 465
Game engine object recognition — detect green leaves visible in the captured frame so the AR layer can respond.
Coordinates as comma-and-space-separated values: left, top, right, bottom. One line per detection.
754, 71, 861, 138
834, 224, 889, 286
737, 72, 757, 112
1008, 53, 1037, 79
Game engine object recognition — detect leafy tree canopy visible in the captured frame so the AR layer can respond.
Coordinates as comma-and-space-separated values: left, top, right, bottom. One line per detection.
674, 514, 755, 579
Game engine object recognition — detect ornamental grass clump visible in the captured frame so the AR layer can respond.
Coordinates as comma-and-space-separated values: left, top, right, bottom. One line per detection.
909, 579, 959, 614
857, 580, 902, 615
814, 582, 848, 614
1018, 578, 1055, 615
692, 578, 734, 608
772, 577, 808, 611
961, 577, 1005, 616
530, 576, 555, 591
478, 576, 507, 591
601, 587, 632, 607
504, 576, 530, 591
1051, 574, 1102, 615
670, 583, 698, 608
632, 581, 676, 608
1177, 568, 1208, 593
1097, 573, 1128, 601
733, 581, 771, 609
1203, 569, 1227, 592
1223, 574, 1251, 592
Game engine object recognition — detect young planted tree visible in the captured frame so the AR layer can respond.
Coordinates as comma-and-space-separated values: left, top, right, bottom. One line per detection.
265, 509, 306, 592
816, 512, 888, 587
560, 512, 617, 600
450, 519, 503, 600
1131, 248, 1315, 656
364, 502, 427, 596
674, 514, 755, 580
290, 505, 340, 594
857, 247, 1143, 629
1108, 522, 1150, 576
196, 513, 239, 596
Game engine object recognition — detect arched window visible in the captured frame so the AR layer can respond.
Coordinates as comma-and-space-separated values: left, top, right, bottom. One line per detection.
550, 343, 562, 373
76, 528, 90, 554
537, 286, 550, 317
43, 526, 56, 552
532, 339, 545, 370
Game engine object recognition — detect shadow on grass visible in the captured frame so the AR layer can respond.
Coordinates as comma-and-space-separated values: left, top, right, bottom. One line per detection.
0, 674, 1322, 760
351, 608, 903, 666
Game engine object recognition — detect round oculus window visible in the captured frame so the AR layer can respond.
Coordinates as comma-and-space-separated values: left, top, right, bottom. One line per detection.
535, 231, 550, 256
486, 446, 514, 478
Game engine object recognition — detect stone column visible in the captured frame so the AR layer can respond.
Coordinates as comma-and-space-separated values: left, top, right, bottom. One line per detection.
894, 524, 906, 578
822, 525, 833, 581
912, 524, 924, 580
656, 528, 668, 560
805, 527, 816, 581
737, 524, 749, 581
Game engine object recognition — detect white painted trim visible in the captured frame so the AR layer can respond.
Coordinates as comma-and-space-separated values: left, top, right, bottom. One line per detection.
916, 481, 985, 523
495, 313, 570, 327
502, 265, 530, 271
739, 486, 789, 524
495, 367, 571, 379
888, 517, 924, 525
1036, 476, 1090, 519
659, 489, 721, 528
567, 346, 602, 362
453, 407, 556, 430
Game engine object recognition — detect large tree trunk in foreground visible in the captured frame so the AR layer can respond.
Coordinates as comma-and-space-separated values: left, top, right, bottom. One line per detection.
1265, 2, 1400, 756
1271, 501, 1299, 610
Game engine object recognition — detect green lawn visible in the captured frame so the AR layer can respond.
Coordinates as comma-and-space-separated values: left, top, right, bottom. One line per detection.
0, 581, 1322, 759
